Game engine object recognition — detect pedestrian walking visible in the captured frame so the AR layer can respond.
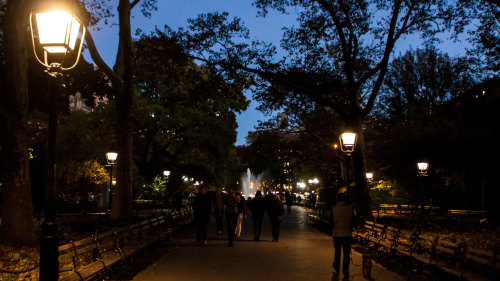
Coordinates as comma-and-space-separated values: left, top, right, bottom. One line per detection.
234, 191, 246, 240
268, 194, 285, 242
331, 192, 355, 278
193, 186, 211, 245
285, 191, 293, 214
212, 186, 224, 235
250, 190, 266, 241
223, 186, 241, 246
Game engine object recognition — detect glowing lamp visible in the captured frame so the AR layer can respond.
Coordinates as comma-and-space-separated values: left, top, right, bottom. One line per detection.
340, 132, 357, 154
366, 172, 373, 182
30, 0, 86, 71
417, 162, 429, 176
106, 152, 118, 165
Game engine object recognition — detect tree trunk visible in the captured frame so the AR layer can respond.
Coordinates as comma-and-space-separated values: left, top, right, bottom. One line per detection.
111, 0, 134, 220
111, 117, 133, 219
348, 116, 372, 219
0, 0, 38, 246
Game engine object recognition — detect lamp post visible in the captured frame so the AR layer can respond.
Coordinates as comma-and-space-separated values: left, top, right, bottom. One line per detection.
106, 152, 118, 210
308, 178, 319, 189
340, 131, 358, 195
417, 162, 429, 210
366, 172, 374, 183
30, 1, 86, 280
297, 182, 306, 189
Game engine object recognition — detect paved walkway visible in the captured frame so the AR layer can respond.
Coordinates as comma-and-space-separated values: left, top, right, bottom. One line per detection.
132, 206, 405, 281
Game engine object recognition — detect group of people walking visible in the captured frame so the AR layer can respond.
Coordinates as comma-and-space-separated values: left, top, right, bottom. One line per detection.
193, 185, 357, 279
193, 186, 285, 246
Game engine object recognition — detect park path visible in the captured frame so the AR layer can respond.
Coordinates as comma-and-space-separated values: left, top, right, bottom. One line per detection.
131, 206, 406, 281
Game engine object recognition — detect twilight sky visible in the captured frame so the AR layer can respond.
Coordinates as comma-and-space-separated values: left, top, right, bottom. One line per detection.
84, 0, 470, 145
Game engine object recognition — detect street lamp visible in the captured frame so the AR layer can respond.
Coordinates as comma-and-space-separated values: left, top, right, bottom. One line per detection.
339, 131, 358, 195
417, 162, 429, 210
163, 170, 171, 177
30, 1, 87, 280
30, 0, 86, 74
417, 162, 429, 176
339, 132, 357, 155
308, 178, 319, 189
106, 152, 118, 210
366, 172, 374, 183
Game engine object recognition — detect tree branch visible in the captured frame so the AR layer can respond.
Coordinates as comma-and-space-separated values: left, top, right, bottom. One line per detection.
483, 0, 500, 7
316, 0, 355, 85
358, 2, 413, 87
84, 29, 123, 89
362, 0, 403, 116
130, 0, 141, 9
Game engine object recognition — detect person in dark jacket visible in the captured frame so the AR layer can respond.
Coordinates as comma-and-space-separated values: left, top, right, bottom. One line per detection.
285, 191, 293, 213
268, 194, 285, 242
193, 186, 211, 245
212, 186, 224, 235
250, 190, 266, 241
331, 192, 355, 278
223, 186, 240, 246
234, 191, 246, 240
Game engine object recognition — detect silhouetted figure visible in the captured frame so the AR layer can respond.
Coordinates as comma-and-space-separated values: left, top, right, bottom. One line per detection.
212, 186, 224, 234
331, 192, 355, 278
268, 194, 285, 242
223, 186, 240, 246
193, 186, 211, 245
285, 191, 293, 213
310, 193, 317, 209
175, 192, 183, 210
234, 191, 246, 239
250, 191, 266, 241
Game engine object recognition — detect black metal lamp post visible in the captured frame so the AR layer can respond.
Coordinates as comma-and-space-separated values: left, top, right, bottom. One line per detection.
417, 162, 429, 209
29, 1, 86, 280
106, 152, 118, 210
339, 131, 358, 195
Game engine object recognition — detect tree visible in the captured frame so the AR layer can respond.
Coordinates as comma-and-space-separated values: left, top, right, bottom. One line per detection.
0, 0, 38, 246
131, 31, 249, 190
247, 108, 344, 191
456, 0, 500, 72
178, 0, 457, 217
0, 0, 114, 245
366, 48, 490, 209
81, 0, 158, 220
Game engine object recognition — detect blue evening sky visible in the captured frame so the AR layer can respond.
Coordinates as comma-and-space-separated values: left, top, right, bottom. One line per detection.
85, 0, 470, 145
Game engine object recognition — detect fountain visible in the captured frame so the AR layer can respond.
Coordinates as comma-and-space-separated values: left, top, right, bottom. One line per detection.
240, 168, 264, 198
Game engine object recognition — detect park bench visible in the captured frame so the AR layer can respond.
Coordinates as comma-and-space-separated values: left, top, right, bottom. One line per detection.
355, 221, 401, 251
307, 211, 320, 224
58, 215, 168, 281
307, 207, 331, 226
448, 209, 487, 217
354, 220, 499, 281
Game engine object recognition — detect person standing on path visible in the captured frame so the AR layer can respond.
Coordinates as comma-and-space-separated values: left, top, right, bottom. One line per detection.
285, 191, 293, 214
212, 186, 224, 235
234, 191, 246, 240
193, 186, 211, 245
250, 191, 266, 241
331, 192, 355, 279
223, 186, 241, 246
268, 194, 285, 242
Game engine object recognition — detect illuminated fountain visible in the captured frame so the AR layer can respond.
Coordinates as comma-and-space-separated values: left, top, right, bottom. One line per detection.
240, 168, 263, 198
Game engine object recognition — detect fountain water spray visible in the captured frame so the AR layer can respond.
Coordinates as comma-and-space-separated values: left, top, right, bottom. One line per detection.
240, 168, 264, 198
